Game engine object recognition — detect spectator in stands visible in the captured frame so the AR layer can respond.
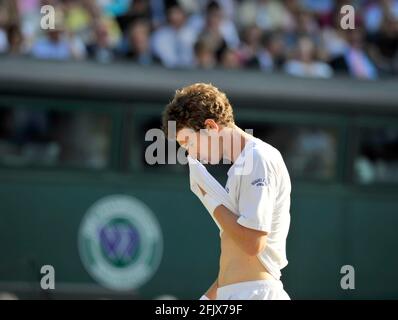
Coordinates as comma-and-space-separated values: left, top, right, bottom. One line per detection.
5, 24, 24, 56
0, 0, 396, 81
31, 12, 86, 60
195, 1, 227, 63
63, 0, 121, 48
284, 36, 333, 78
330, 28, 378, 80
86, 19, 116, 63
220, 47, 241, 69
237, 0, 288, 32
320, 14, 348, 61
124, 19, 155, 65
63, 0, 93, 37
254, 31, 286, 72
368, 13, 398, 75
151, 4, 196, 68
295, 9, 320, 41
194, 37, 217, 69
0, 0, 21, 54
16, 0, 43, 52
116, 0, 153, 34
364, 0, 398, 34
239, 25, 263, 68
190, 1, 240, 50
282, 0, 303, 33
284, 8, 320, 54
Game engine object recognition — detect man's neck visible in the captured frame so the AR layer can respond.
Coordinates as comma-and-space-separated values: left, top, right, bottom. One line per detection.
221, 125, 252, 164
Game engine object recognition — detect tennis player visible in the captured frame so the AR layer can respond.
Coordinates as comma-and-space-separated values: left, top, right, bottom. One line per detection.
162, 83, 291, 300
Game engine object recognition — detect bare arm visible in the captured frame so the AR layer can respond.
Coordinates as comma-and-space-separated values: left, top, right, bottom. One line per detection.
213, 205, 267, 256
197, 185, 268, 256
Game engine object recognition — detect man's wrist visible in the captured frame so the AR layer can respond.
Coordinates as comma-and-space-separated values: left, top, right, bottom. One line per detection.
202, 193, 222, 216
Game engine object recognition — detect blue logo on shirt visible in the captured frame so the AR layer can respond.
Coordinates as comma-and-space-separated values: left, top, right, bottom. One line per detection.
251, 178, 268, 187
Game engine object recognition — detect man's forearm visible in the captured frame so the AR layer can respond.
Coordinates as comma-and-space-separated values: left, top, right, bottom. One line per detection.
213, 205, 267, 256
197, 185, 250, 248
213, 205, 249, 252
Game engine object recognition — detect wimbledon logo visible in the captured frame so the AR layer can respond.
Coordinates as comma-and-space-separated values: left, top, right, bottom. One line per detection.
78, 195, 163, 291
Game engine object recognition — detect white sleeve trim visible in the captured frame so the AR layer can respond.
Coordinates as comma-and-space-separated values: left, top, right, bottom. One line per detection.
237, 216, 271, 233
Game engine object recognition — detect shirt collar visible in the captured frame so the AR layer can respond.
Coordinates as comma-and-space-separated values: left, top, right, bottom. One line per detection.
227, 138, 256, 176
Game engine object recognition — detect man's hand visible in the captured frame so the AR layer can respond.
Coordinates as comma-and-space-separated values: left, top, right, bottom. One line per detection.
191, 183, 221, 218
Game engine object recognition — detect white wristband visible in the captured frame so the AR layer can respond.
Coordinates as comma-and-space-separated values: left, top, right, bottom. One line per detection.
199, 295, 210, 300
202, 193, 221, 216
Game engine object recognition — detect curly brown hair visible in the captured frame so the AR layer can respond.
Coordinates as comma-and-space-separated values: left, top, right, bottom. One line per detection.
162, 83, 235, 138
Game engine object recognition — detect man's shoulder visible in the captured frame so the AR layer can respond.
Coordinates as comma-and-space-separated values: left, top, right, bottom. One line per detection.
249, 137, 283, 165
229, 137, 283, 177
248, 138, 291, 187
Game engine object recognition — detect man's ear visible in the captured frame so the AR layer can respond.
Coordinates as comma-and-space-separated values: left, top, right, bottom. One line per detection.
204, 119, 219, 131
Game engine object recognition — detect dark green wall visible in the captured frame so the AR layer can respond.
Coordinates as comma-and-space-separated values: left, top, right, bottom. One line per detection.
1, 170, 397, 299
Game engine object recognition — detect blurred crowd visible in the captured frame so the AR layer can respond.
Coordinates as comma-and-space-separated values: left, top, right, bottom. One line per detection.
0, 0, 398, 79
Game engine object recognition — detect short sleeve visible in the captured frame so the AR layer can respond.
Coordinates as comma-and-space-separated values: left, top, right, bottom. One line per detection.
236, 155, 277, 233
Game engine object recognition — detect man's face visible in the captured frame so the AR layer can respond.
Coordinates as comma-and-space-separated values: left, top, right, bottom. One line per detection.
168, 7, 185, 29
48, 30, 61, 42
176, 126, 223, 164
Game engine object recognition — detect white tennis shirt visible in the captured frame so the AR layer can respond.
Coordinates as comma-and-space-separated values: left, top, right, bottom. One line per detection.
225, 137, 291, 280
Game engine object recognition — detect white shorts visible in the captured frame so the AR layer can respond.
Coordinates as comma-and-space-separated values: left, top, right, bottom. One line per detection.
216, 279, 290, 300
